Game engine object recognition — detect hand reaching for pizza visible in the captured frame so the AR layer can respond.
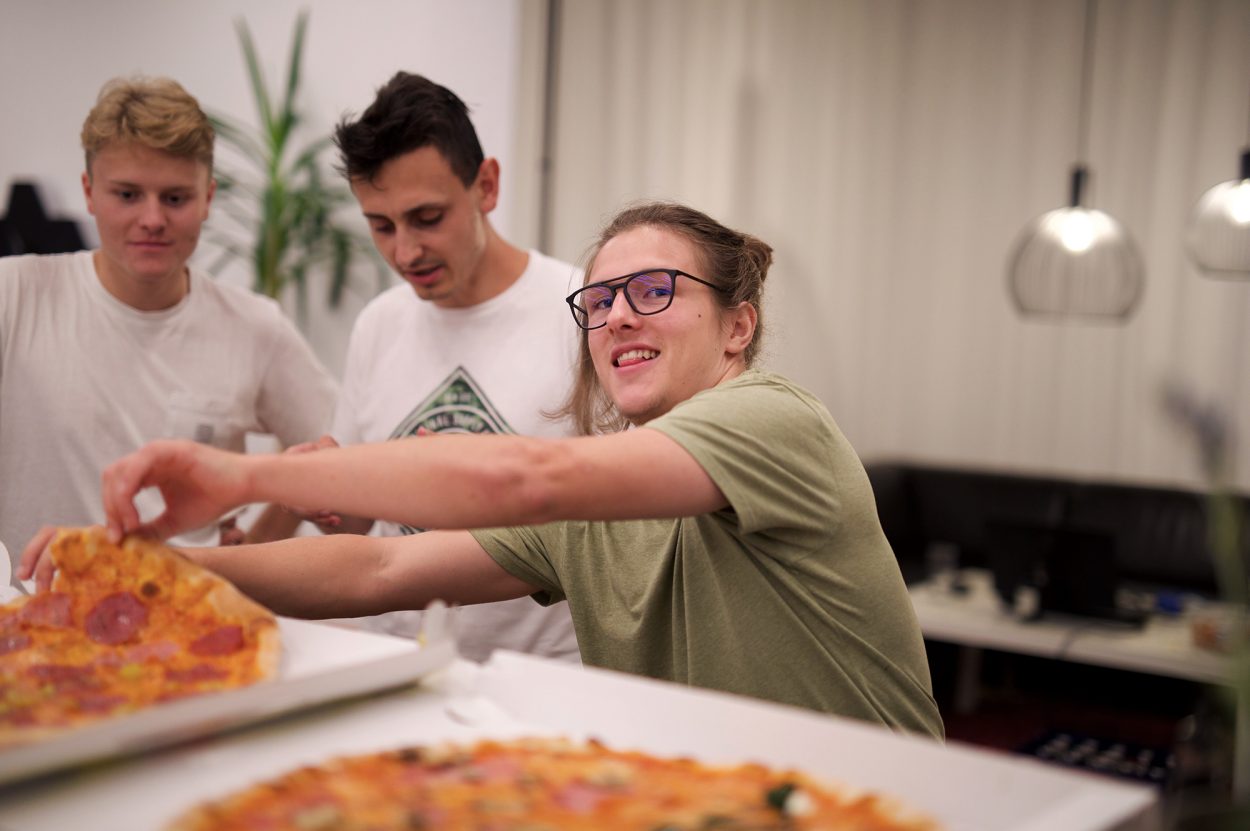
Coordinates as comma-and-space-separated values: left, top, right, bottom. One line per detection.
101, 439, 252, 544
18, 525, 66, 594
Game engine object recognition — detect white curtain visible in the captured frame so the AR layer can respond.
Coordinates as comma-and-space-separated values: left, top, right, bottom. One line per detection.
528, 0, 1250, 491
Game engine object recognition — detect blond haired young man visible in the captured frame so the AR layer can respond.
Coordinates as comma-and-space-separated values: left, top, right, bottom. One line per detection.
0, 77, 337, 580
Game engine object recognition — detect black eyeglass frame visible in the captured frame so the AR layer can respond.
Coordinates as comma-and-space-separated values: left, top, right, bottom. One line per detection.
565, 268, 725, 331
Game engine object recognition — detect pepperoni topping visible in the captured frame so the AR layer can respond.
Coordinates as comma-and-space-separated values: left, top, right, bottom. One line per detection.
28, 663, 94, 682
95, 640, 180, 667
19, 592, 73, 628
189, 625, 245, 656
85, 592, 149, 645
165, 664, 229, 684
28, 663, 99, 691
0, 632, 32, 654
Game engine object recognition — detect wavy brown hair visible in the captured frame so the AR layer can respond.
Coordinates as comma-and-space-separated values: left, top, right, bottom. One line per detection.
81, 77, 214, 174
557, 202, 773, 435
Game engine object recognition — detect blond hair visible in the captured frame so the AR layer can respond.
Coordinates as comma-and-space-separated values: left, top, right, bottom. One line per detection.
558, 202, 773, 435
81, 77, 214, 173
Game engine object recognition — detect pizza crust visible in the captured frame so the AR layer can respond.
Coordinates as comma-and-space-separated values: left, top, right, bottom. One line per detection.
0, 527, 282, 750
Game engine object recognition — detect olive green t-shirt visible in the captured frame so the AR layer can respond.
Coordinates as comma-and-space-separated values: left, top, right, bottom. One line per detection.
471, 370, 943, 739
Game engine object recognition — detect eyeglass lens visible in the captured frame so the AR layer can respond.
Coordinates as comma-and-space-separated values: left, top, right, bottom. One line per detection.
576, 271, 675, 327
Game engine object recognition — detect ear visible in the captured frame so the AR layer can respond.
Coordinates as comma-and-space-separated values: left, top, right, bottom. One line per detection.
473, 158, 501, 214
81, 170, 96, 216
724, 302, 758, 358
204, 176, 217, 217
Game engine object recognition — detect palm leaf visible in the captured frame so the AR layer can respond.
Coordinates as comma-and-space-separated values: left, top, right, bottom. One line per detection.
233, 18, 274, 138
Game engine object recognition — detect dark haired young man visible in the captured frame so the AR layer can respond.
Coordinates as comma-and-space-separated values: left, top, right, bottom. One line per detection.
298, 72, 580, 663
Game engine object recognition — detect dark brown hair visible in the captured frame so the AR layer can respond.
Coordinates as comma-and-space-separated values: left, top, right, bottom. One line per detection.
334, 72, 484, 185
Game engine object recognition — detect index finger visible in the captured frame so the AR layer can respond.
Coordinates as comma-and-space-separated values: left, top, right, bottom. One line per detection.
101, 450, 150, 543
17, 525, 58, 592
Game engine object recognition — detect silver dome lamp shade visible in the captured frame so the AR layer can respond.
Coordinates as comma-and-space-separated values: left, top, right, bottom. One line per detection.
1007, 0, 1145, 321
1187, 147, 1250, 279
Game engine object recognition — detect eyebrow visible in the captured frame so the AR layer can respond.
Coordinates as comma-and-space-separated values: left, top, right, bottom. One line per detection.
363, 202, 446, 223
103, 179, 194, 192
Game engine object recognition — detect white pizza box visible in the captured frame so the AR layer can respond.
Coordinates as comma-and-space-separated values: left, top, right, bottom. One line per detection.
472, 652, 1162, 831
0, 615, 456, 787
0, 649, 1159, 831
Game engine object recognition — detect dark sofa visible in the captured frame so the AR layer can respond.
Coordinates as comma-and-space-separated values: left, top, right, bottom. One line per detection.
865, 461, 1250, 597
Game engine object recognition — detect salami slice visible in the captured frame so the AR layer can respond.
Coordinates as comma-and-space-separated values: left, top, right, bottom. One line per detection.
19, 592, 73, 628
0, 632, 31, 655
189, 625, 244, 656
165, 664, 229, 684
85, 592, 149, 645
28, 663, 99, 691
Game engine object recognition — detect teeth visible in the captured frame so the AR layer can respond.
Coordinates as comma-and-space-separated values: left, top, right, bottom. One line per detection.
615, 349, 658, 366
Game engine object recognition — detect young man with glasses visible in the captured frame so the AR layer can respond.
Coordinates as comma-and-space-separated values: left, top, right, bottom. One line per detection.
291, 72, 580, 663
38, 202, 942, 736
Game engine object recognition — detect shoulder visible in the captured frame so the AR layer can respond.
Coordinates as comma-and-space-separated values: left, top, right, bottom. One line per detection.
187, 271, 291, 326
677, 371, 830, 424
355, 283, 414, 324
0, 251, 88, 283
524, 250, 582, 292
0, 251, 90, 306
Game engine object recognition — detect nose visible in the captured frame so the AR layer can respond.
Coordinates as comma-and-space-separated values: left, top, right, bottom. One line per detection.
138, 196, 166, 232
395, 226, 425, 269
603, 287, 640, 330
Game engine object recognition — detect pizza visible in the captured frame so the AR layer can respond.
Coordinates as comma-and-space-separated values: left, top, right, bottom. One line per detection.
167, 737, 937, 830
0, 527, 280, 747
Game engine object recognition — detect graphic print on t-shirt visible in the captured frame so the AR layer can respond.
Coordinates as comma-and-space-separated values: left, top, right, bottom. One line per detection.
386, 367, 515, 535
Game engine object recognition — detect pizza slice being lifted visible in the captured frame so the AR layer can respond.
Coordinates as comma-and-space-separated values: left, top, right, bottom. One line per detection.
0, 527, 280, 748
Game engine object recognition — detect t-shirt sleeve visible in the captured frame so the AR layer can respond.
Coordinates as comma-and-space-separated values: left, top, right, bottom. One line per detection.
470, 524, 567, 605
254, 314, 339, 446
645, 378, 842, 539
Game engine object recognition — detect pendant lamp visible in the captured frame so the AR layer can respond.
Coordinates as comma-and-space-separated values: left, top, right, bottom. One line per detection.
1007, 0, 1144, 320
1186, 97, 1250, 278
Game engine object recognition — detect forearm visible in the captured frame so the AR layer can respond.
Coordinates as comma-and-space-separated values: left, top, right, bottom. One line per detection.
243, 504, 303, 544
241, 435, 563, 530
182, 530, 536, 621
185, 535, 395, 619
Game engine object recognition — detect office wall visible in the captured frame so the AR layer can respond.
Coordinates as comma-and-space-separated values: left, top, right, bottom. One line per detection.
0, 0, 528, 377
537, 0, 1250, 491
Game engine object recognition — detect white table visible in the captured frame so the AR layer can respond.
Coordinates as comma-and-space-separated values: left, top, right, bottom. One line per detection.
0, 650, 1159, 831
909, 568, 1229, 688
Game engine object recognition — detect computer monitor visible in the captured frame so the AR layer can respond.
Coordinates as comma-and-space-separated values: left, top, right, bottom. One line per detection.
987, 520, 1143, 625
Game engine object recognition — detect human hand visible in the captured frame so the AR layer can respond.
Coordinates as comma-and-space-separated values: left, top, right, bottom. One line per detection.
17, 524, 59, 594
102, 439, 251, 543
217, 512, 247, 546
281, 435, 343, 531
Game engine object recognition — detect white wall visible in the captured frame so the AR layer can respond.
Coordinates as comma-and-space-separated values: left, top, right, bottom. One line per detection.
0, 0, 527, 377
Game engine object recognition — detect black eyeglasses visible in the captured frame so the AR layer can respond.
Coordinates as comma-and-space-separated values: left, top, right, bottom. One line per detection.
565, 269, 724, 330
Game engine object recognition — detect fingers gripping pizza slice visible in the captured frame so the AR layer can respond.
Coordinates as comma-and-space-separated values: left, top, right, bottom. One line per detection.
0, 528, 280, 747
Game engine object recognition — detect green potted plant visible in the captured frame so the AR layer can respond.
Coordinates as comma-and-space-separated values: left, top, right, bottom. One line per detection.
205, 11, 382, 320
1162, 381, 1250, 828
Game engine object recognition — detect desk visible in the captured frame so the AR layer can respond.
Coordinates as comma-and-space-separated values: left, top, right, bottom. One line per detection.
909, 569, 1229, 687
0, 651, 1158, 831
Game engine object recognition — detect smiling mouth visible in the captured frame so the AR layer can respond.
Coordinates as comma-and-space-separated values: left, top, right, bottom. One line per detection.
615, 349, 659, 368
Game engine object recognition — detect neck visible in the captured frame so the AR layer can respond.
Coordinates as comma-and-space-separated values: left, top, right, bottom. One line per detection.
464, 223, 529, 306
92, 250, 190, 311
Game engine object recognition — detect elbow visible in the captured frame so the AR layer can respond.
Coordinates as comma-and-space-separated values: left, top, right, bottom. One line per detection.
487, 438, 577, 525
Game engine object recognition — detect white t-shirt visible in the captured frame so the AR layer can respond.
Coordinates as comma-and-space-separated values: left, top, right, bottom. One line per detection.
332, 250, 582, 663
0, 251, 338, 561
